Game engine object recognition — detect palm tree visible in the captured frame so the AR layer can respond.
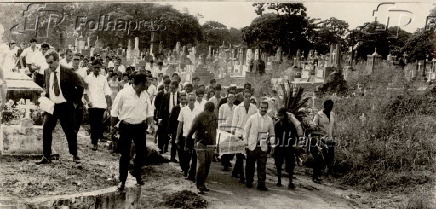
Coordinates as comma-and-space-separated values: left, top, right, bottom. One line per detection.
280, 81, 310, 126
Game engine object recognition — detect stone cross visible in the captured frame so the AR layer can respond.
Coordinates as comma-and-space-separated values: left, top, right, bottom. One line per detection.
20, 99, 36, 119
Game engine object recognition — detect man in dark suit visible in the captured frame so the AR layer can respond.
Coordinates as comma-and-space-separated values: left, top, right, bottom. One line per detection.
36, 50, 84, 165
158, 80, 180, 154
169, 91, 186, 163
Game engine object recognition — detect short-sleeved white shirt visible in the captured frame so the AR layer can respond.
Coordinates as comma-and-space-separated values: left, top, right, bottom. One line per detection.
177, 105, 202, 137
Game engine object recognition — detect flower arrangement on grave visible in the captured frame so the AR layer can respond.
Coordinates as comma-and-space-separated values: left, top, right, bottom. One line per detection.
2, 98, 44, 125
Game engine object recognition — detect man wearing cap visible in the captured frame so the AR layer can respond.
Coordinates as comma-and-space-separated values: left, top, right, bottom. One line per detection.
84, 60, 112, 150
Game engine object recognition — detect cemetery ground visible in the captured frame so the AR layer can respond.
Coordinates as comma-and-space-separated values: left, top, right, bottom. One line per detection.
1, 123, 434, 208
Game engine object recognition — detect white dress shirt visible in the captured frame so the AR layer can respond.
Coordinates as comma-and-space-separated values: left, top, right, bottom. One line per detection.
21, 46, 41, 65
49, 66, 67, 104
178, 105, 202, 137
59, 58, 72, 68
244, 113, 275, 151
84, 74, 111, 109
231, 103, 258, 136
111, 86, 154, 125
195, 99, 207, 112
169, 91, 178, 114
313, 110, 335, 137
76, 67, 88, 80
147, 84, 157, 99
218, 103, 235, 126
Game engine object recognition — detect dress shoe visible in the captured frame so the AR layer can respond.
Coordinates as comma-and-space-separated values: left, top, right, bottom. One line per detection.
231, 173, 239, 178
288, 182, 296, 190
238, 179, 245, 184
203, 187, 210, 192
246, 183, 253, 188
73, 155, 81, 163
257, 185, 268, 191
276, 183, 283, 187
117, 182, 125, 192
198, 190, 205, 195
183, 170, 188, 177
136, 178, 145, 185
36, 157, 51, 165
170, 159, 179, 163
222, 166, 229, 171
92, 144, 98, 151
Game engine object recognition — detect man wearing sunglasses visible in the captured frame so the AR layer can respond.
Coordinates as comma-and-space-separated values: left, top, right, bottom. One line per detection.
36, 50, 84, 165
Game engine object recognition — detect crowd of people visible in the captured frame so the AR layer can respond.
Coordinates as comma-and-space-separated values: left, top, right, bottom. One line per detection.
1, 38, 337, 194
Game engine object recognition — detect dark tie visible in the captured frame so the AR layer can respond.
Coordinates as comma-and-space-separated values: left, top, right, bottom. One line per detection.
172, 93, 176, 107
53, 71, 60, 96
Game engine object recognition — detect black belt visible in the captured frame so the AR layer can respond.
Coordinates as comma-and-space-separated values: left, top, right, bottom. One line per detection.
121, 120, 144, 126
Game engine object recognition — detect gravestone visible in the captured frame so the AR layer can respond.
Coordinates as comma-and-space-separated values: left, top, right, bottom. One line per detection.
192, 66, 214, 86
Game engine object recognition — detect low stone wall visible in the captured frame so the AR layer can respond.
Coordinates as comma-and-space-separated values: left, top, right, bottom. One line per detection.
0, 177, 141, 209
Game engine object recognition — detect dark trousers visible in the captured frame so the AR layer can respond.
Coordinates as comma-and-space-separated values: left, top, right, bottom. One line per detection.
310, 139, 326, 180
43, 102, 77, 158
157, 120, 169, 151
232, 154, 245, 181
75, 104, 84, 133
187, 149, 197, 179
245, 147, 267, 186
221, 154, 234, 167
274, 147, 295, 183
88, 108, 106, 145
33, 72, 44, 88
118, 122, 146, 183
177, 136, 190, 172
196, 143, 214, 189
170, 132, 177, 160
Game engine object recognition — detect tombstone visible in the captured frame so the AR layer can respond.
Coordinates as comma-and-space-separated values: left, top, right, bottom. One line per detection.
335, 43, 341, 71
126, 39, 133, 61
175, 42, 181, 55
81, 49, 90, 57
329, 44, 334, 65
192, 65, 215, 85
365, 48, 383, 75
0, 75, 47, 155
275, 47, 282, 62
295, 49, 301, 67
78, 33, 85, 53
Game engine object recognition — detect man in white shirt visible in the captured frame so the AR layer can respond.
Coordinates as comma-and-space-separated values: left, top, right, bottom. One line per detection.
218, 93, 236, 171
231, 89, 258, 183
111, 72, 154, 192
59, 49, 73, 68
194, 89, 207, 112
84, 60, 112, 150
147, 79, 158, 102
176, 92, 201, 177
243, 101, 275, 191
20, 38, 42, 77
117, 58, 126, 74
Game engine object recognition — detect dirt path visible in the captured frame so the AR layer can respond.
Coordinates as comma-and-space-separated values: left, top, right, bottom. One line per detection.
152, 137, 363, 209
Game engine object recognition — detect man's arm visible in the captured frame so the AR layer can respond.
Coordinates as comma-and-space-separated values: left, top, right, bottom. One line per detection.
176, 121, 183, 144
104, 80, 112, 110
185, 116, 199, 150
243, 117, 252, 145
268, 118, 276, 145
19, 49, 26, 68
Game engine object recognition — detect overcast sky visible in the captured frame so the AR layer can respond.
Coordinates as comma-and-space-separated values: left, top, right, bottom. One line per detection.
167, 1, 434, 33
